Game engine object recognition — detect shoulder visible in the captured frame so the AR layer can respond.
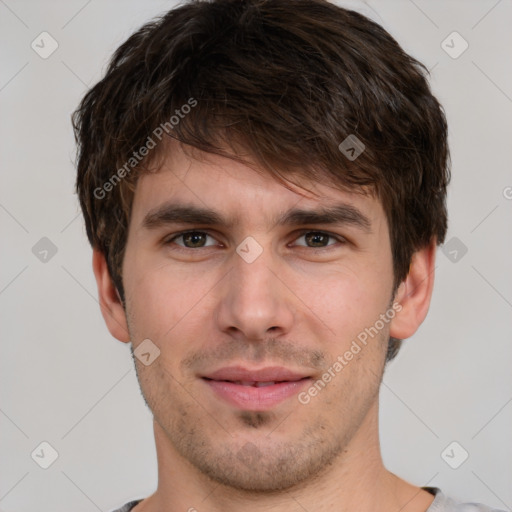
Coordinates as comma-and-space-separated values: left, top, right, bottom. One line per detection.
109, 499, 143, 512
425, 487, 507, 512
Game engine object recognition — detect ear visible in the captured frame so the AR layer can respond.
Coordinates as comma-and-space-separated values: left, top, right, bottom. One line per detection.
389, 240, 437, 340
92, 249, 130, 343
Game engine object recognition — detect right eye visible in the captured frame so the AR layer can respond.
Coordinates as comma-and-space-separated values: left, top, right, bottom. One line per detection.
164, 230, 220, 250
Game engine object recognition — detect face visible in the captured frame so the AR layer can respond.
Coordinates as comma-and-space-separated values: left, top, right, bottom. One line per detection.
121, 145, 397, 491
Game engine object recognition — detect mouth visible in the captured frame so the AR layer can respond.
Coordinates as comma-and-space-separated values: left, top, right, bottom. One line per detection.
203, 379, 305, 387
200, 366, 312, 410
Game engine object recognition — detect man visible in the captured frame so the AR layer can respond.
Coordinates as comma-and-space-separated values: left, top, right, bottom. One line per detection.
72, 0, 503, 511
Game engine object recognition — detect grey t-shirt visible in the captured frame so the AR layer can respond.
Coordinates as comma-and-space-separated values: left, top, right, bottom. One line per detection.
110, 487, 506, 511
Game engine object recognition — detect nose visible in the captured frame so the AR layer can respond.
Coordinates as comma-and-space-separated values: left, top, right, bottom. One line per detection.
214, 245, 295, 342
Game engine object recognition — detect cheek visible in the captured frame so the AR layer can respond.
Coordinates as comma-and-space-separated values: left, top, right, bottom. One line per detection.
124, 259, 217, 341
296, 264, 392, 340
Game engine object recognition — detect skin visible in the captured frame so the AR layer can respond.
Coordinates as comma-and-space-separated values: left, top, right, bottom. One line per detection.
94, 143, 437, 512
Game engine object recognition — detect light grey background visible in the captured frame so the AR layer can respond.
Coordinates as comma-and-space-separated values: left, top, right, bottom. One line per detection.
1, 1, 511, 511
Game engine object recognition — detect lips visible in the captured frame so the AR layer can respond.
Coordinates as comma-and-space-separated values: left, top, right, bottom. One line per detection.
201, 366, 311, 410
226, 381, 281, 387
202, 365, 310, 383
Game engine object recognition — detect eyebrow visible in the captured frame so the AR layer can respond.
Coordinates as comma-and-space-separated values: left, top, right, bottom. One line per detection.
142, 202, 372, 233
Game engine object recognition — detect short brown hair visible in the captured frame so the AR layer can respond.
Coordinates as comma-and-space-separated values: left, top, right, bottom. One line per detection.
73, 0, 450, 362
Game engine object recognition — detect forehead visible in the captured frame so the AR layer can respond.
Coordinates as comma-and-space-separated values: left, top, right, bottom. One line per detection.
130, 143, 385, 230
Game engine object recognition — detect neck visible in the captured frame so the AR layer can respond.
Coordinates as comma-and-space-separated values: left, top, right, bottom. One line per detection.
136, 400, 434, 512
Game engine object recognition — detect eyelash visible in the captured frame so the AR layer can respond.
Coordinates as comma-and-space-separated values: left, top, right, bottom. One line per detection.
163, 230, 346, 252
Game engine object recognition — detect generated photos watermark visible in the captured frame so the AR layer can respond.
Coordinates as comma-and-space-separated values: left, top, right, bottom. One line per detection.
298, 301, 402, 405
93, 97, 198, 200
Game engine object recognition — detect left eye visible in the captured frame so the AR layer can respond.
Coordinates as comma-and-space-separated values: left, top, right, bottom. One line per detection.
292, 231, 340, 248
165, 230, 341, 249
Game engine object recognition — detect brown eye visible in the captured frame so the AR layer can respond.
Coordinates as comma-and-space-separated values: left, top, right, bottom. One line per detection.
166, 231, 217, 249
294, 231, 341, 248
305, 232, 330, 247
182, 232, 207, 248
